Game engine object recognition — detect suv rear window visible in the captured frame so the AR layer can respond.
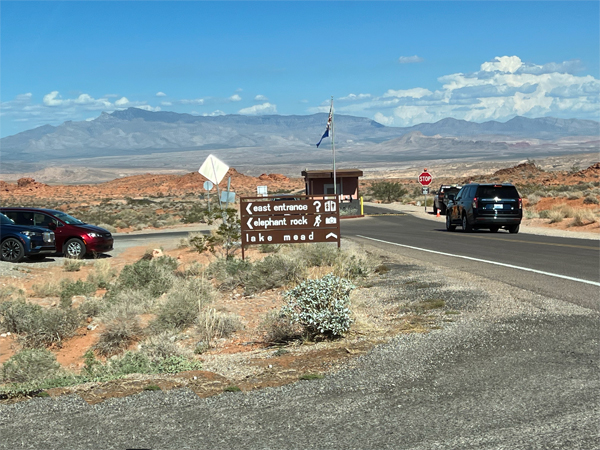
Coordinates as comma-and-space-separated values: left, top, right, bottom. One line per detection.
476, 186, 520, 199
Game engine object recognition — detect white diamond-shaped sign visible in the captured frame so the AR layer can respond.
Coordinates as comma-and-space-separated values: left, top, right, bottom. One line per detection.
199, 154, 229, 185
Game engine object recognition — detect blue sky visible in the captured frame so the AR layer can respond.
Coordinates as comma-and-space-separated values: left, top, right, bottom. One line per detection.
1, 1, 599, 138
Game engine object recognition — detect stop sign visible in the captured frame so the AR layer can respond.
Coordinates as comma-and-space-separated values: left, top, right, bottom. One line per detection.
418, 171, 433, 186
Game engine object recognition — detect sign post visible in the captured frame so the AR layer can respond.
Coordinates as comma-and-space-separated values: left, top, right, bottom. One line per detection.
418, 169, 433, 212
240, 195, 340, 260
203, 181, 213, 212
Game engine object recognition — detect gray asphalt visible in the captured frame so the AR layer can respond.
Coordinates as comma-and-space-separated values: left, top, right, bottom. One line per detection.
345, 208, 600, 311
1, 212, 598, 449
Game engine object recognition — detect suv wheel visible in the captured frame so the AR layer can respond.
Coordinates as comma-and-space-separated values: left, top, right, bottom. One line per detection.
489, 226, 499, 233
65, 238, 86, 259
1, 238, 25, 263
507, 224, 520, 234
462, 215, 473, 232
446, 214, 456, 231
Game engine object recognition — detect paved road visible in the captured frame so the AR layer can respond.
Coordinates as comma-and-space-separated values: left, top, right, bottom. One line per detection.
349, 206, 600, 311
1, 210, 598, 449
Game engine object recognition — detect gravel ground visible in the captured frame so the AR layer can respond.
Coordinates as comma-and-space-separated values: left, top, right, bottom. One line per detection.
1, 240, 597, 449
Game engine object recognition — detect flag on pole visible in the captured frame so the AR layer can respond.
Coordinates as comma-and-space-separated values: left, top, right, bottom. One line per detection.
316, 105, 333, 148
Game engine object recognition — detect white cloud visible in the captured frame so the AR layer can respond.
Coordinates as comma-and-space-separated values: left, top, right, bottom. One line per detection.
330, 55, 600, 126
373, 112, 394, 126
339, 93, 372, 101
203, 110, 226, 116
480, 56, 523, 73
161, 101, 173, 106
254, 94, 268, 101
238, 103, 277, 115
156, 91, 167, 97
136, 105, 161, 112
229, 94, 242, 102
180, 98, 205, 105
398, 55, 424, 64
115, 97, 129, 107
43, 91, 63, 106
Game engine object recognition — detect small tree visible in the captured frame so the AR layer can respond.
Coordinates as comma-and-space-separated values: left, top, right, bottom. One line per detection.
189, 207, 241, 260
369, 181, 407, 203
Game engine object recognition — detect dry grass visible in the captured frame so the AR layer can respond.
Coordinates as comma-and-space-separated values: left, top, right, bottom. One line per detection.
570, 209, 598, 227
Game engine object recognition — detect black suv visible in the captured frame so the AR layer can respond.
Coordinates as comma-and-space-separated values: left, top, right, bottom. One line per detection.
433, 184, 462, 215
0, 213, 56, 262
446, 183, 522, 233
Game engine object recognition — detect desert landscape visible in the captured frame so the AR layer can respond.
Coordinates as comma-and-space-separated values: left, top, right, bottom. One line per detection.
0, 155, 598, 404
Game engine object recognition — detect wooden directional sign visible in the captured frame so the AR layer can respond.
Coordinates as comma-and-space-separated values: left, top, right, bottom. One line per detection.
245, 213, 339, 231
243, 229, 340, 245
240, 195, 341, 258
241, 198, 339, 217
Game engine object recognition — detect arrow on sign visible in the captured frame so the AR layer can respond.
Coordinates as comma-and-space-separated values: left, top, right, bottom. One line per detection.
246, 202, 253, 215
247, 217, 253, 230
326, 232, 338, 240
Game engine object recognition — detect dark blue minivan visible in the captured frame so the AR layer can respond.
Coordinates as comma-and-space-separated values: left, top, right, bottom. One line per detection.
0, 213, 56, 262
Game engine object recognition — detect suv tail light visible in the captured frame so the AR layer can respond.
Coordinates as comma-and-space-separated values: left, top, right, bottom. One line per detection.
472, 197, 478, 209
518, 198, 522, 210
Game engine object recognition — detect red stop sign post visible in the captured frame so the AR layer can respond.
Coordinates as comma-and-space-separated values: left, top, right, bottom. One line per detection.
418, 171, 432, 186
418, 169, 433, 212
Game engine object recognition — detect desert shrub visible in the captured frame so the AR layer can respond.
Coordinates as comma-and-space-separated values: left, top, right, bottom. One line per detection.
281, 274, 355, 338
526, 194, 540, 205
152, 278, 215, 331
261, 310, 301, 343
0, 286, 24, 302
59, 279, 97, 309
78, 298, 104, 318
106, 288, 156, 314
108, 256, 177, 299
87, 260, 117, 289
244, 254, 307, 295
290, 243, 340, 267
259, 244, 281, 253
1, 348, 62, 383
583, 195, 600, 205
94, 310, 141, 357
139, 332, 188, 360
0, 300, 80, 348
369, 181, 408, 203
63, 259, 84, 272
32, 280, 62, 298
524, 210, 540, 219
181, 204, 212, 224
567, 191, 584, 200
205, 257, 253, 291
196, 308, 243, 347
83, 349, 202, 379
570, 209, 597, 227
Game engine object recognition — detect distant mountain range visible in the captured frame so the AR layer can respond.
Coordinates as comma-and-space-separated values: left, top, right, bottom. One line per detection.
1, 108, 598, 175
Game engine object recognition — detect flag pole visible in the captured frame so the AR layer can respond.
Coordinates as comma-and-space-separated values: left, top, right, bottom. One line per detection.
331, 97, 336, 197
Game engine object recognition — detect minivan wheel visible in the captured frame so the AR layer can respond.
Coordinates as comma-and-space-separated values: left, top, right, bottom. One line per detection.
1, 238, 25, 263
462, 215, 473, 232
65, 238, 86, 259
507, 224, 520, 234
446, 214, 456, 231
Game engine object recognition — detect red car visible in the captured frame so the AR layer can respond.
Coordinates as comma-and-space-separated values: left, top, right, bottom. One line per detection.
0, 208, 113, 258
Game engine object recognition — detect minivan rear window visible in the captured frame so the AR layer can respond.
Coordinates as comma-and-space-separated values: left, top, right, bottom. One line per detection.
477, 186, 519, 199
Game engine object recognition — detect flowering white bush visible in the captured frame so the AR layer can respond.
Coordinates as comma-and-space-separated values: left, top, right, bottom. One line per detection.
282, 274, 355, 337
